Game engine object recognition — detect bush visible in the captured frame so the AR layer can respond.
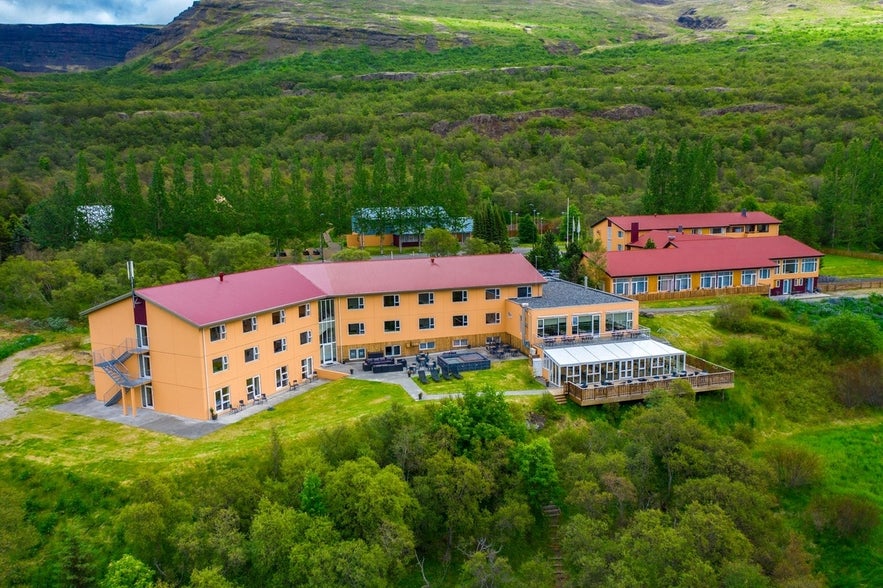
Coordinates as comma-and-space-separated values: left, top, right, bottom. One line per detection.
712, 301, 758, 333
812, 313, 882, 360
809, 493, 881, 541
832, 355, 883, 407
765, 445, 824, 490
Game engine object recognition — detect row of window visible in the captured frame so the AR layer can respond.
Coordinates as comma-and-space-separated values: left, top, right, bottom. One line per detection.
536, 312, 630, 338
347, 313, 501, 336
347, 338, 474, 361
209, 305, 311, 342
213, 359, 313, 411
211, 333, 311, 373
614, 261, 817, 295
777, 258, 817, 274
346, 286, 533, 311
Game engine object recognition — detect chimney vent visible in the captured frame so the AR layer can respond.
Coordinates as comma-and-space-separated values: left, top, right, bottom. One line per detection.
430, 257, 436, 265
677, 225, 683, 233
219, 272, 224, 282
741, 208, 748, 217
630, 222, 639, 243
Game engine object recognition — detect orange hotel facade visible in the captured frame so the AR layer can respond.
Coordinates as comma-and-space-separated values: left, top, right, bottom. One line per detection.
85, 254, 639, 420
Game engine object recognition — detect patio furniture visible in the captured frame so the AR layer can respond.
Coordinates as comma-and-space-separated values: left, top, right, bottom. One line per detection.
418, 369, 428, 384
430, 367, 441, 382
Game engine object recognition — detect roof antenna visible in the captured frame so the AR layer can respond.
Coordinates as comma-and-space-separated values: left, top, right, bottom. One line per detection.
126, 260, 136, 305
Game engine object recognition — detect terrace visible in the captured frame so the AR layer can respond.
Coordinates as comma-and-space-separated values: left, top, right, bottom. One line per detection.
562, 354, 734, 406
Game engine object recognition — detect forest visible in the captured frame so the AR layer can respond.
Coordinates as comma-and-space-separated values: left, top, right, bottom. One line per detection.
1, 1, 882, 586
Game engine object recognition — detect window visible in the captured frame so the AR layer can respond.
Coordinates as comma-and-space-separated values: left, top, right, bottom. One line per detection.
349, 348, 367, 360
347, 297, 364, 310
802, 258, 818, 273
730, 226, 744, 233
209, 325, 226, 342
572, 314, 600, 335
700, 273, 715, 289
419, 341, 436, 351
453, 338, 468, 348
716, 272, 733, 288
675, 274, 692, 291
139, 355, 151, 378
298, 303, 311, 318
658, 275, 674, 292
246, 376, 261, 401
419, 317, 435, 330
485, 288, 500, 300
781, 259, 798, 274
453, 315, 469, 327
517, 286, 533, 298
711, 227, 724, 234
759, 267, 771, 279
141, 384, 153, 408
275, 366, 289, 389
613, 278, 630, 295
212, 356, 228, 373
301, 357, 313, 379
741, 270, 757, 287
348, 323, 365, 336
418, 292, 434, 305
300, 331, 312, 345
617, 230, 624, 238
486, 312, 501, 325
242, 316, 257, 333
537, 316, 567, 338
384, 345, 401, 357
273, 338, 287, 353
383, 294, 400, 307
631, 277, 648, 295
244, 346, 259, 363
214, 387, 231, 411
452, 290, 468, 302
136, 324, 149, 348
757, 224, 769, 233
384, 320, 401, 333
272, 309, 286, 325
605, 311, 633, 332
691, 228, 701, 235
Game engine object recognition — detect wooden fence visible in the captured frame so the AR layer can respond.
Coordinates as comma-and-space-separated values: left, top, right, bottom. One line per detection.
819, 279, 883, 292
632, 285, 768, 303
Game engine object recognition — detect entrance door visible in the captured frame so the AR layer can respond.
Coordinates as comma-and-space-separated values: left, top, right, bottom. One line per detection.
141, 384, 154, 408
782, 279, 792, 295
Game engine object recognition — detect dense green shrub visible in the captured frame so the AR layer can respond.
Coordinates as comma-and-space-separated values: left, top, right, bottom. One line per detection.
765, 445, 825, 490
812, 313, 882, 360
809, 493, 881, 541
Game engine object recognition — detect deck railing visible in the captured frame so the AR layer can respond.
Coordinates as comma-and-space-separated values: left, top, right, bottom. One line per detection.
563, 354, 734, 406
539, 327, 652, 349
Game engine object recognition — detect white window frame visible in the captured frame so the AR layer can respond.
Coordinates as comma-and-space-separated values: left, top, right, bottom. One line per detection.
244, 346, 259, 363
242, 316, 257, 333
675, 274, 692, 291
452, 290, 468, 302
384, 320, 401, 333
613, 278, 630, 295
453, 315, 469, 327
700, 273, 715, 289
419, 317, 435, 330
631, 277, 648, 295
348, 323, 365, 336
214, 386, 231, 411
486, 312, 501, 325
802, 258, 818, 273
453, 338, 468, 348
272, 309, 286, 325
418, 292, 435, 305
517, 285, 533, 298
383, 294, 400, 307
658, 275, 674, 292
246, 376, 261, 401
300, 331, 312, 345
741, 270, 757, 287
347, 297, 364, 310
298, 303, 311, 318
349, 348, 367, 360
209, 324, 226, 342
212, 355, 228, 373
759, 267, 771, 280
716, 271, 734, 289
485, 288, 500, 300
275, 366, 289, 389
418, 341, 436, 351
384, 345, 402, 357
273, 338, 287, 353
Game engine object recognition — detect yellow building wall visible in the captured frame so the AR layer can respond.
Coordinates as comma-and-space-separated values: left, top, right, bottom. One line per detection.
344, 233, 395, 248
592, 220, 781, 252
336, 284, 544, 358
88, 298, 138, 405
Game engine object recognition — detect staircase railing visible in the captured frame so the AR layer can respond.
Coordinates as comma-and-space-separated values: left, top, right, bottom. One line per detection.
93, 338, 151, 389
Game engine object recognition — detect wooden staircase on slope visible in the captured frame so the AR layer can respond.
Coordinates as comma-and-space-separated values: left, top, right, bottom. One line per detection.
542, 503, 567, 587
549, 388, 568, 405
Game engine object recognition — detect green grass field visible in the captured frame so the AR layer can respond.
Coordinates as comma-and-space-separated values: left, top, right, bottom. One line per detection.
821, 254, 883, 278
411, 358, 544, 394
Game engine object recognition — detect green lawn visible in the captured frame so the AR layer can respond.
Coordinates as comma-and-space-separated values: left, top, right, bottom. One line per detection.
0, 378, 411, 483
411, 358, 544, 394
820, 255, 883, 278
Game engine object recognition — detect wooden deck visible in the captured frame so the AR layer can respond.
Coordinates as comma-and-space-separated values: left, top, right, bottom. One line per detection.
563, 355, 734, 406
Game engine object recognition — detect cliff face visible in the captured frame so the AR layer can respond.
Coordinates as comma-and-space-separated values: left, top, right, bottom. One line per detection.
0, 24, 158, 72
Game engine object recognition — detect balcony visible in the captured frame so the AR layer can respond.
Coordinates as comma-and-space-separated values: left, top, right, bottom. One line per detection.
562, 354, 734, 406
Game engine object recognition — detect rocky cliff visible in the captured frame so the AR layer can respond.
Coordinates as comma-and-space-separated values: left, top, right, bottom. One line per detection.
0, 24, 158, 72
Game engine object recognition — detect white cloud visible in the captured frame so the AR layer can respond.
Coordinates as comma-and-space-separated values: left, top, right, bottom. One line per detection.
0, 0, 193, 24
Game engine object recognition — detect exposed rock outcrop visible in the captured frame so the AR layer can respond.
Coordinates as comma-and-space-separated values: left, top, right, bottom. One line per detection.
0, 24, 157, 72
592, 104, 655, 120
676, 8, 726, 30
433, 108, 573, 139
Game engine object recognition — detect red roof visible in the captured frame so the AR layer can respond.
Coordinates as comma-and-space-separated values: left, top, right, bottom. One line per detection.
604, 211, 780, 232
135, 253, 545, 326
603, 236, 823, 277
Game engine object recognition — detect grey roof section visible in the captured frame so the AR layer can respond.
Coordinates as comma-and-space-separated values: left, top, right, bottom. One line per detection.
514, 278, 633, 309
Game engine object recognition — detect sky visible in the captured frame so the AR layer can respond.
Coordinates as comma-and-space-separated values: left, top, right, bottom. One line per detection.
0, 0, 194, 25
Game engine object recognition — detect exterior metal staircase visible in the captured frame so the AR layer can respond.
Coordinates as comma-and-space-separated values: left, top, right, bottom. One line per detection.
92, 338, 151, 405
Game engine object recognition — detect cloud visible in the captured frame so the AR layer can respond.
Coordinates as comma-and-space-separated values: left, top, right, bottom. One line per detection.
0, 0, 193, 25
